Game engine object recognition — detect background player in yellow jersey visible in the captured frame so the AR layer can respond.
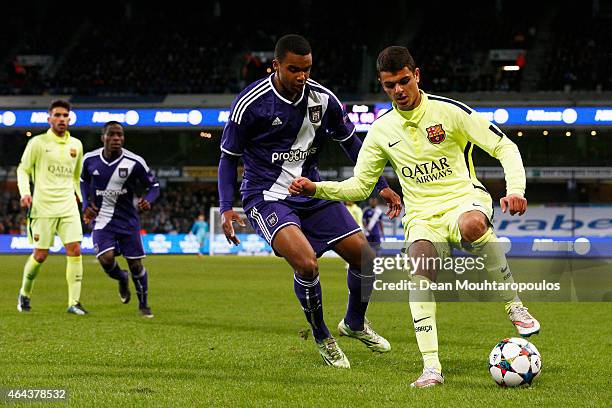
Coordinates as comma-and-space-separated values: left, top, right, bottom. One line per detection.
344, 201, 363, 230
289, 46, 540, 388
17, 99, 87, 315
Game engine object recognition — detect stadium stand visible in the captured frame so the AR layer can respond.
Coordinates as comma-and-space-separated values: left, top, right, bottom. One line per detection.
4, 1, 608, 97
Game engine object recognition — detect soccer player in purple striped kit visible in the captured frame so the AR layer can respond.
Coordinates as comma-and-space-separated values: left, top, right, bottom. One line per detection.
80, 121, 160, 318
218, 34, 402, 368
363, 197, 385, 251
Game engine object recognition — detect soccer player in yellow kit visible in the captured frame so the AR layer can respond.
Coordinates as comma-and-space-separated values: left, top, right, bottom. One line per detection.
17, 99, 87, 315
289, 46, 540, 387
344, 201, 364, 229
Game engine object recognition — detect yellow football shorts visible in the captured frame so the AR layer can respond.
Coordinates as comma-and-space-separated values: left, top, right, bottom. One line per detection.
405, 188, 494, 259
28, 214, 83, 249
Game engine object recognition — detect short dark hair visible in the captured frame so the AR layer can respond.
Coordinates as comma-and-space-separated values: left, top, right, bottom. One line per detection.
274, 34, 311, 61
102, 121, 122, 135
48, 99, 71, 112
376, 46, 416, 74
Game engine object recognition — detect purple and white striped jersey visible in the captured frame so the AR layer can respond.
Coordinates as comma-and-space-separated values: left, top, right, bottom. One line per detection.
220, 74, 355, 211
80, 148, 160, 234
363, 207, 384, 242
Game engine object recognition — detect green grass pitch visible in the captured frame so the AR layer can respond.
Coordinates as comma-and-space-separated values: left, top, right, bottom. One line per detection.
1, 255, 610, 407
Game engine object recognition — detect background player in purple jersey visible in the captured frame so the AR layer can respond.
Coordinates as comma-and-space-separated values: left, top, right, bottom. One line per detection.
363, 197, 385, 251
218, 34, 402, 368
80, 121, 160, 318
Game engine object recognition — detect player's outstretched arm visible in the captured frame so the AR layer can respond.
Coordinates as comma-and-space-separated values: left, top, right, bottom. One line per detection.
339, 134, 402, 218
339, 134, 391, 193
309, 126, 392, 203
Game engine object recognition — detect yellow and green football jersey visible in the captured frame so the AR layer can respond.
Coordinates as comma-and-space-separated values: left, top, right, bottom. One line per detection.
314, 91, 526, 226
17, 129, 83, 218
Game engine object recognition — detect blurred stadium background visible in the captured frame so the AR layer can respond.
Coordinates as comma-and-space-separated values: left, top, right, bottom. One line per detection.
0, 0, 611, 257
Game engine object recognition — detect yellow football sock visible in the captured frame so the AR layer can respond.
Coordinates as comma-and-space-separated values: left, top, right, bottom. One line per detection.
20, 255, 42, 297
470, 227, 521, 306
66, 255, 83, 306
409, 274, 441, 372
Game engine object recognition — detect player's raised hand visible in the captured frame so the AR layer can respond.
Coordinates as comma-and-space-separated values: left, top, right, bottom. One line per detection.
500, 194, 527, 216
222, 210, 246, 245
289, 177, 316, 196
20, 195, 32, 208
379, 187, 402, 219
138, 198, 151, 211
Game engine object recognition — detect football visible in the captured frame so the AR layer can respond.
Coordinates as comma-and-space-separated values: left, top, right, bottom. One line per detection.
488, 337, 542, 387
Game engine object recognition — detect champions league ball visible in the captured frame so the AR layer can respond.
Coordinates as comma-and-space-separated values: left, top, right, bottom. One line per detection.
488, 337, 542, 387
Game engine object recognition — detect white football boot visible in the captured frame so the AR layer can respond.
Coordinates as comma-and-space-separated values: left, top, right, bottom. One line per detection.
507, 303, 540, 337
317, 337, 350, 369
338, 319, 391, 353
410, 367, 444, 388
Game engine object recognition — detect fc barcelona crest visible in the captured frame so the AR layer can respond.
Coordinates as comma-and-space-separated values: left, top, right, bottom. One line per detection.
118, 168, 128, 178
70, 148, 77, 158
308, 105, 322, 123
426, 124, 446, 144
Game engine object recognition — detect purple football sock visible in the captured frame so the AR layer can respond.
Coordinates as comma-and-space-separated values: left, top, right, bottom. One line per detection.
132, 267, 149, 308
104, 261, 128, 281
293, 273, 330, 342
344, 266, 375, 331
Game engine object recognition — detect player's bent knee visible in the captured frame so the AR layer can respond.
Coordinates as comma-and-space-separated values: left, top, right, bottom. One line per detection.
33, 250, 48, 263
294, 256, 318, 279
98, 253, 115, 270
349, 243, 374, 270
127, 259, 143, 275
336, 233, 373, 269
459, 213, 489, 243
409, 240, 438, 258
65, 242, 82, 257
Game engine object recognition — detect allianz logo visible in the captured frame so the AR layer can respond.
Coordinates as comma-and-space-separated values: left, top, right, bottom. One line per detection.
154, 110, 202, 125
532, 238, 591, 255
525, 108, 577, 124
92, 111, 139, 125
595, 110, 612, 121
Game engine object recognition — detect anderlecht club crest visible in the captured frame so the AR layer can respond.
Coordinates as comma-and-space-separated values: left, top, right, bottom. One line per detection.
308, 105, 322, 123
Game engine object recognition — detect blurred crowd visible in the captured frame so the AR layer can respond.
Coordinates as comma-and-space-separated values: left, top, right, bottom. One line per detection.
2, 1, 608, 97
138, 186, 218, 234
539, 9, 611, 92
0, 191, 25, 234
